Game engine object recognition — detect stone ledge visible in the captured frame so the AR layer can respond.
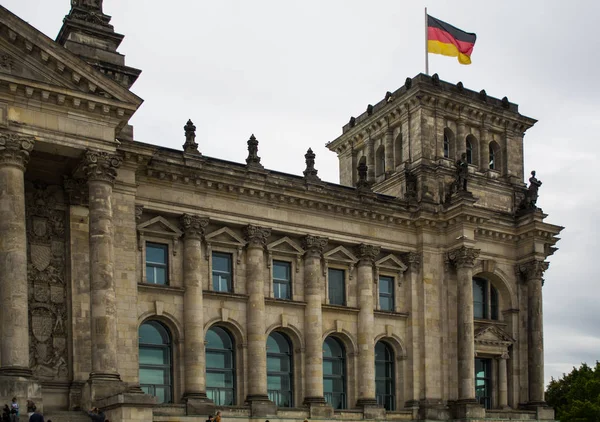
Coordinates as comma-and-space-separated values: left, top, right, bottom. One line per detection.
137, 283, 185, 295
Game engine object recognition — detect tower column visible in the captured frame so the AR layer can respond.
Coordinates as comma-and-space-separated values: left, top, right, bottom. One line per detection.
457, 119, 467, 159
497, 352, 509, 409
355, 244, 381, 416
0, 132, 34, 376
180, 214, 213, 413
82, 150, 122, 380
301, 235, 332, 417
448, 246, 480, 402
244, 225, 275, 416
519, 260, 548, 405
384, 126, 394, 174
366, 133, 375, 182
404, 252, 421, 407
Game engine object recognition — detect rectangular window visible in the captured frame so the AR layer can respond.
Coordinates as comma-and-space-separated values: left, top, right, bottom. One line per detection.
146, 242, 168, 285
475, 358, 492, 409
379, 275, 395, 311
212, 252, 232, 292
473, 278, 487, 319
273, 260, 291, 300
328, 268, 345, 306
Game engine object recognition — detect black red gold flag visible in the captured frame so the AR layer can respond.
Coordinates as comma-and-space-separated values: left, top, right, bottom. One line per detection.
427, 15, 476, 65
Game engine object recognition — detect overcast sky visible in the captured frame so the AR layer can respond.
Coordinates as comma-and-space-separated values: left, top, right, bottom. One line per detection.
6, 0, 599, 387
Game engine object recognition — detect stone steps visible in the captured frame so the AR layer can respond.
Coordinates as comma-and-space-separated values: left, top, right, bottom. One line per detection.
43, 410, 91, 422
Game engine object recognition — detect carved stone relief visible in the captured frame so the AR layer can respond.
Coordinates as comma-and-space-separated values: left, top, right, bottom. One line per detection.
26, 181, 69, 381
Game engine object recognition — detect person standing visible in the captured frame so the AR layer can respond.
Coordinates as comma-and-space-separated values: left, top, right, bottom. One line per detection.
27, 408, 43, 422
214, 411, 222, 422
10, 397, 19, 422
86, 408, 105, 422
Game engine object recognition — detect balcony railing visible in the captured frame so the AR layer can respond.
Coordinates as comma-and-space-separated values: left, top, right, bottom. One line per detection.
324, 392, 346, 410
207, 387, 235, 406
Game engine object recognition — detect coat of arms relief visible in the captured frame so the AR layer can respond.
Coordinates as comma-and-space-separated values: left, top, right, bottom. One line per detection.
26, 181, 68, 381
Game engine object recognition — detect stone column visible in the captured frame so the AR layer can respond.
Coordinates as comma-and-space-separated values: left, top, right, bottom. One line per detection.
366, 133, 375, 182
457, 119, 466, 160
480, 125, 490, 170
405, 252, 421, 408
497, 352, 509, 409
519, 260, 548, 405
448, 246, 480, 402
354, 244, 380, 410
301, 235, 331, 417
82, 150, 122, 381
0, 132, 34, 376
384, 127, 394, 173
180, 214, 213, 413
244, 225, 275, 416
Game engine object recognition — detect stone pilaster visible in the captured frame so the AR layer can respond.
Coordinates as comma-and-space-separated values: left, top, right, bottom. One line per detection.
82, 150, 122, 382
447, 246, 480, 403
456, 119, 466, 160
518, 260, 548, 405
366, 134, 375, 182
384, 127, 394, 174
497, 352, 509, 409
244, 225, 275, 416
354, 243, 382, 416
0, 131, 34, 377
180, 214, 213, 414
404, 252, 421, 408
301, 235, 332, 417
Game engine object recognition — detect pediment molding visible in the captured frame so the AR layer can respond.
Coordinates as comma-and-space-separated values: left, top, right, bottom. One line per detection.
474, 325, 515, 347
204, 227, 245, 264
137, 216, 182, 256
267, 236, 304, 273
375, 254, 407, 272
323, 245, 358, 279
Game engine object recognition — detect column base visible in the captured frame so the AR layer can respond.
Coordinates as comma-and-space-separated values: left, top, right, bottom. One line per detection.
303, 398, 333, 418
450, 399, 485, 420
418, 398, 450, 421
356, 398, 385, 419
95, 389, 156, 422
0, 366, 33, 377
0, 375, 42, 411
245, 395, 276, 417
525, 402, 555, 420
183, 392, 215, 416
81, 375, 127, 410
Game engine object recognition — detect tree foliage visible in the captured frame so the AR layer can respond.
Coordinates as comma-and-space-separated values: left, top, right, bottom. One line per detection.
546, 362, 600, 422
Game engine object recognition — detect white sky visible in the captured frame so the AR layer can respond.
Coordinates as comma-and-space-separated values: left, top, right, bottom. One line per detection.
5, 0, 599, 387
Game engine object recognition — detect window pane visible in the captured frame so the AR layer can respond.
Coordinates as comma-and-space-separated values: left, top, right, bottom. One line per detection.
275, 282, 290, 300
140, 367, 168, 385
155, 267, 166, 284
213, 252, 232, 272
146, 243, 167, 264
139, 348, 168, 365
328, 269, 345, 305
473, 278, 487, 319
491, 287, 499, 320
380, 296, 393, 312
146, 266, 155, 283
273, 261, 291, 280
379, 276, 393, 293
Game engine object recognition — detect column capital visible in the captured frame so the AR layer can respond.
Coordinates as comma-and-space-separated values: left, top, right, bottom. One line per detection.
180, 214, 209, 240
404, 252, 421, 273
0, 131, 35, 170
498, 351, 510, 360
447, 246, 480, 269
516, 260, 548, 282
302, 234, 328, 257
244, 224, 271, 249
81, 149, 122, 185
355, 243, 380, 265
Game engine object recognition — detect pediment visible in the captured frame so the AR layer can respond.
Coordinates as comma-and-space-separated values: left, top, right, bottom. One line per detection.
375, 254, 407, 272
0, 8, 141, 111
323, 245, 357, 263
137, 216, 182, 238
205, 227, 245, 247
267, 236, 304, 256
474, 325, 515, 345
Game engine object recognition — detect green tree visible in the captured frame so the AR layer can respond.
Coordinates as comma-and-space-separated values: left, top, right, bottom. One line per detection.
546, 362, 600, 422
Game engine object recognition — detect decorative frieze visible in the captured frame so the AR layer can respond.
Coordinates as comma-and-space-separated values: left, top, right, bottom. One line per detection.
81, 150, 122, 185
180, 214, 209, 240
447, 246, 480, 269
243, 224, 271, 248
0, 131, 35, 170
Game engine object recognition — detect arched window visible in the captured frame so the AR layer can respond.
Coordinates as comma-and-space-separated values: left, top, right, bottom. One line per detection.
375, 341, 395, 410
443, 128, 455, 159
267, 332, 293, 407
323, 337, 346, 409
473, 277, 499, 320
206, 327, 235, 405
394, 133, 403, 167
489, 141, 501, 170
375, 145, 385, 177
139, 321, 173, 403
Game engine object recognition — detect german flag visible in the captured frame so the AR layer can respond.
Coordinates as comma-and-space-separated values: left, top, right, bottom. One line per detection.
427, 15, 476, 65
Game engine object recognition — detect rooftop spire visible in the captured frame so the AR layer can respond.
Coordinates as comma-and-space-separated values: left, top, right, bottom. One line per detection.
303, 148, 320, 182
183, 119, 200, 154
246, 134, 264, 169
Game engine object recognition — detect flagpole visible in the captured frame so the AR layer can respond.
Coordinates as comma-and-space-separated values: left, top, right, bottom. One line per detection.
424, 7, 429, 75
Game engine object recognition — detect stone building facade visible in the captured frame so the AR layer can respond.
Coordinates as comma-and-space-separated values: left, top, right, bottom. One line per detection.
0, 2, 562, 422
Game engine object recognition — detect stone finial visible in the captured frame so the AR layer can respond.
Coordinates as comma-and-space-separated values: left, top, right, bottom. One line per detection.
246, 134, 263, 169
243, 224, 271, 248
356, 158, 372, 193
67, 0, 110, 26
404, 169, 418, 201
302, 235, 328, 257
349, 117, 356, 128
502, 96, 510, 109
0, 131, 35, 170
183, 119, 200, 154
479, 89, 487, 102
355, 243, 380, 264
431, 73, 440, 86
81, 150, 122, 185
366, 104, 374, 116
303, 148, 320, 182
447, 246, 480, 269
385, 91, 393, 103
180, 214, 209, 240
71, 0, 103, 12
456, 81, 464, 92
405, 77, 412, 90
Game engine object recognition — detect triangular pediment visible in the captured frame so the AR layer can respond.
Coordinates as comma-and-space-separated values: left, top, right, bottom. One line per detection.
474, 325, 515, 345
267, 236, 304, 256
137, 216, 182, 238
375, 254, 407, 272
323, 245, 357, 263
0, 7, 141, 110
205, 227, 245, 247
